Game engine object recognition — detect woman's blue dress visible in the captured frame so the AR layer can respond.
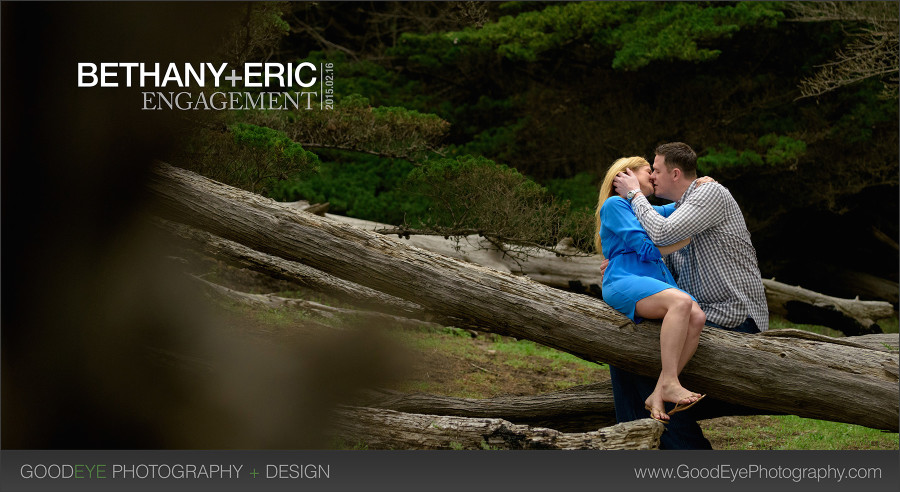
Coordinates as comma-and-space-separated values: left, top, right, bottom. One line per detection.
600, 196, 694, 322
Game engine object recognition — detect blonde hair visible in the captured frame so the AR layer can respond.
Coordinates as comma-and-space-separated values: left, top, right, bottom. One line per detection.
593, 156, 651, 255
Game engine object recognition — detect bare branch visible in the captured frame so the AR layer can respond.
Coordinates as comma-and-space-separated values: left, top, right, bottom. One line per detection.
787, 1, 899, 99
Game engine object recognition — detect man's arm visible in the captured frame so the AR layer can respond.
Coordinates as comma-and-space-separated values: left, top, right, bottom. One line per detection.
653, 203, 676, 218
657, 237, 690, 255
630, 185, 727, 245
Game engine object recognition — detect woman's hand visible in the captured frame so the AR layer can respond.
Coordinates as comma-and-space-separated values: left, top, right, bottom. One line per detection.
696, 176, 717, 186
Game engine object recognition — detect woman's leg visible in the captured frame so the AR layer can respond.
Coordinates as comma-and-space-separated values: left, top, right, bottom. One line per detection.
677, 302, 705, 373
635, 289, 704, 420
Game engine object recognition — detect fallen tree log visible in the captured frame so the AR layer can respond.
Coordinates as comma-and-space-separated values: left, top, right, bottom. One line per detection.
355, 384, 619, 432
313, 210, 603, 291
155, 218, 475, 330
795, 264, 900, 307
157, 217, 422, 315
192, 276, 450, 332
354, 383, 786, 432
177, 278, 891, 431
358, 327, 899, 431
148, 163, 899, 431
300, 207, 897, 330
763, 279, 894, 335
167, 215, 895, 344
329, 406, 664, 450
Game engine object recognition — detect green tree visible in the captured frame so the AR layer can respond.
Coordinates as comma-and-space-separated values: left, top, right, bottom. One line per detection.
170, 1, 898, 283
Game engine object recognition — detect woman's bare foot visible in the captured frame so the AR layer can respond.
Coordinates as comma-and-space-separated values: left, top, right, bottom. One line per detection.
658, 382, 701, 406
644, 392, 670, 422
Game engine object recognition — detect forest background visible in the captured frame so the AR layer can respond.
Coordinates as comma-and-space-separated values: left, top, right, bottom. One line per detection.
170, 1, 899, 300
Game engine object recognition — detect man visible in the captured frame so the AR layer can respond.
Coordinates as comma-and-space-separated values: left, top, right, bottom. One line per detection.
607, 142, 768, 449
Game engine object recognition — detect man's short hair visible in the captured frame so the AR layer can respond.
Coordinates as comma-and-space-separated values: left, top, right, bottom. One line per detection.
655, 142, 697, 177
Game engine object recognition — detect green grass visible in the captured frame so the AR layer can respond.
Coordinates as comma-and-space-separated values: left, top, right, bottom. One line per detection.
877, 316, 899, 333
388, 326, 474, 357
490, 337, 606, 371
768, 313, 899, 337
217, 300, 310, 327
768, 315, 845, 337
330, 438, 370, 450
704, 415, 899, 450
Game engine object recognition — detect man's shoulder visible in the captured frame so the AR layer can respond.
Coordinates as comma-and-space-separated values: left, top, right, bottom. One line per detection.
688, 182, 734, 203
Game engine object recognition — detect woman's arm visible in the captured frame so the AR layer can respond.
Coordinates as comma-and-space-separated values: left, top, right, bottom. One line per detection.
600, 197, 661, 262
658, 237, 690, 255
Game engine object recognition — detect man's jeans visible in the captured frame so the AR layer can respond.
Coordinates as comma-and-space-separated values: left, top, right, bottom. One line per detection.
608, 317, 761, 450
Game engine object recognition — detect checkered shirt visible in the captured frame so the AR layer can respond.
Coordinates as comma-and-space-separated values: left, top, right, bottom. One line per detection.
630, 181, 769, 331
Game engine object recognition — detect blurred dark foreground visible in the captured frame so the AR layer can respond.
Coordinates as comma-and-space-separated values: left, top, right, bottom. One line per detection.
1, 2, 401, 449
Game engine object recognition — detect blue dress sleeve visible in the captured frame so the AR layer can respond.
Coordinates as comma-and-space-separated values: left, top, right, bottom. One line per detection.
653, 203, 677, 218
600, 197, 661, 262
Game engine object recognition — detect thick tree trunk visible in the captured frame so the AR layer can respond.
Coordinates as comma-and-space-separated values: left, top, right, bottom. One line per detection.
330, 406, 664, 450
157, 218, 474, 329
796, 264, 900, 307
356, 327, 899, 431
192, 275, 449, 332
301, 208, 897, 330
763, 279, 894, 335
148, 163, 900, 431
354, 385, 618, 432
312, 211, 604, 291
157, 218, 423, 315
159, 277, 887, 432
353, 383, 786, 433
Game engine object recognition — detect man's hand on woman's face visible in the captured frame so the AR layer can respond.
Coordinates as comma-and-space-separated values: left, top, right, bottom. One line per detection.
613, 168, 641, 198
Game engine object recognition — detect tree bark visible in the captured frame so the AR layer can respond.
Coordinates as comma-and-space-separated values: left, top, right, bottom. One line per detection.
155, 218, 474, 329
312, 212, 604, 291
796, 264, 900, 306
297, 209, 897, 329
148, 163, 900, 431
157, 277, 891, 432
192, 275, 450, 332
356, 327, 899, 431
154, 273, 900, 431
762, 279, 895, 335
354, 384, 619, 432
353, 383, 787, 433
329, 406, 664, 450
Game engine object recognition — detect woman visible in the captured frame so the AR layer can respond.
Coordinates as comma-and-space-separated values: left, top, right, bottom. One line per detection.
595, 156, 706, 422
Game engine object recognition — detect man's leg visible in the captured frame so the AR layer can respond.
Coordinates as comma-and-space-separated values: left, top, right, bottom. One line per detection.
609, 365, 713, 449
657, 409, 714, 450
714, 317, 760, 334
657, 317, 762, 449
609, 317, 759, 449
608, 365, 655, 423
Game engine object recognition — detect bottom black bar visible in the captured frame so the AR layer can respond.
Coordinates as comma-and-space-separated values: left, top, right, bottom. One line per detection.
1, 450, 897, 492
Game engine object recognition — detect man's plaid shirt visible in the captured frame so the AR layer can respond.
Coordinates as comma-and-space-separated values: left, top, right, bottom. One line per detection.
630, 181, 769, 331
